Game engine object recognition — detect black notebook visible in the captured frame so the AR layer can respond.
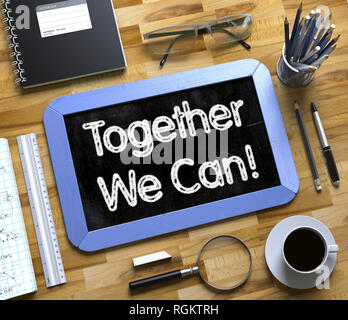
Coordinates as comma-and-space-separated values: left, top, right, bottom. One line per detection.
2, 0, 127, 88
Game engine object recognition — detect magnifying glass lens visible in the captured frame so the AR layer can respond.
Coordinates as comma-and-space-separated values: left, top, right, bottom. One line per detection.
198, 235, 252, 290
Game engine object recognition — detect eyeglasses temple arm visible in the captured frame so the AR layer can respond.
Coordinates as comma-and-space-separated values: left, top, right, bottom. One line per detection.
145, 29, 194, 39
160, 33, 193, 68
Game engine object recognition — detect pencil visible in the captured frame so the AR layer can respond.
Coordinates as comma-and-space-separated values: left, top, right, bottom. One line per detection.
310, 18, 332, 51
317, 24, 335, 47
284, 17, 290, 58
290, 17, 304, 57
294, 101, 322, 191
319, 30, 334, 49
305, 13, 322, 54
309, 44, 335, 66
312, 13, 323, 40
301, 13, 318, 58
300, 45, 320, 63
293, 15, 311, 61
308, 10, 316, 24
318, 34, 340, 56
306, 38, 333, 64
289, 2, 303, 46
311, 54, 330, 67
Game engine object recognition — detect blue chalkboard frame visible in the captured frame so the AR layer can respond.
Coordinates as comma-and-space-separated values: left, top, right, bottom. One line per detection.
44, 59, 299, 252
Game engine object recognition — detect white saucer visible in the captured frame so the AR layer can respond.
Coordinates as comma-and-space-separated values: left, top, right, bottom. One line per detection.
265, 215, 337, 289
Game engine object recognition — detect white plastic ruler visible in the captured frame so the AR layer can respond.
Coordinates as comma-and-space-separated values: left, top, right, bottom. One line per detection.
17, 133, 66, 288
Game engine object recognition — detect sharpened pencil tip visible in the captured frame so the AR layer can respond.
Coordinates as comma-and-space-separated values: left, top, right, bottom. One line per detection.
294, 101, 300, 110
311, 102, 317, 112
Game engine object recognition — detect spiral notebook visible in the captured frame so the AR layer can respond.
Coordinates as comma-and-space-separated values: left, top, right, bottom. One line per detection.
2, 0, 126, 88
0, 138, 37, 300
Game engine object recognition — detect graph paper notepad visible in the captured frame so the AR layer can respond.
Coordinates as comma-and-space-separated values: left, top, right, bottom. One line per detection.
0, 138, 37, 300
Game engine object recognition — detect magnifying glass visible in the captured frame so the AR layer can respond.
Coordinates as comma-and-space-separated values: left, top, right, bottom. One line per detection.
129, 235, 252, 292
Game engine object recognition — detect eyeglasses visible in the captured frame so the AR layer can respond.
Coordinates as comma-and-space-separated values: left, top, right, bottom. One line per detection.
143, 14, 253, 67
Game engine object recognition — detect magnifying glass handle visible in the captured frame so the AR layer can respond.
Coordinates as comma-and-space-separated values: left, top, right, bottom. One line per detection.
129, 267, 199, 290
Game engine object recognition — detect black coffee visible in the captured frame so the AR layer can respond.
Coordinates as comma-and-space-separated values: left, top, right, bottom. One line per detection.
284, 228, 326, 272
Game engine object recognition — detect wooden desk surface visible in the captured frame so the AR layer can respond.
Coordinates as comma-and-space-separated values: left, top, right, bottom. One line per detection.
1, 0, 348, 300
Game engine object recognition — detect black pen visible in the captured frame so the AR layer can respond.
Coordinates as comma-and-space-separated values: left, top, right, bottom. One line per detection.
294, 102, 322, 191
311, 102, 340, 186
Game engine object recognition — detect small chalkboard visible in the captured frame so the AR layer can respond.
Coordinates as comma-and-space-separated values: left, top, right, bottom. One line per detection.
44, 59, 299, 251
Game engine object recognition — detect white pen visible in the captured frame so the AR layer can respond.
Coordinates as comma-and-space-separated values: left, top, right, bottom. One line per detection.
311, 102, 340, 186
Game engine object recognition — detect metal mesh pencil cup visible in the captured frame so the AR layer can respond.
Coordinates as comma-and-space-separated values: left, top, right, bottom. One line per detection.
277, 45, 315, 87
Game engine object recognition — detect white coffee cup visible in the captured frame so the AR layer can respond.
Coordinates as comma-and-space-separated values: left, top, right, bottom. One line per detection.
282, 226, 339, 275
